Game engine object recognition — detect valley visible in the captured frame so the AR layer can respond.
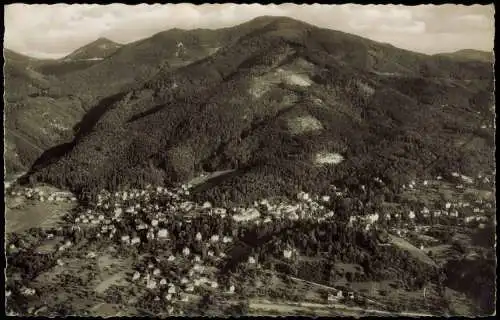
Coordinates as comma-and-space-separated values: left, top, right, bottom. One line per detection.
4, 12, 495, 317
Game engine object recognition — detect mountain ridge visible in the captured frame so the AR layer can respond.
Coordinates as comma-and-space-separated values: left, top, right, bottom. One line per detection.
21, 16, 494, 205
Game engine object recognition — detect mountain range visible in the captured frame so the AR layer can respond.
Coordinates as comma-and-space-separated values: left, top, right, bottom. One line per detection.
4, 16, 494, 204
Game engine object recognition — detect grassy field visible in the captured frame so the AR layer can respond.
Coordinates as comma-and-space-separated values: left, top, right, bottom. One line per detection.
388, 234, 437, 267
5, 199, 75, 233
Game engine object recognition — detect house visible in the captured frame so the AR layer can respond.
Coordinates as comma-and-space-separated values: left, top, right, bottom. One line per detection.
146, 279, 157, 290
283, 249, 293, 259
214, 208, 227, 215
464, 216, 475, 223
202, 201, 212, 209
297, 191, 310, 202
408, 211, 416, 219
367, 213, 379, 224
20, 287, 36, 296
157, 229, 168, 238
132, 272, 141, 281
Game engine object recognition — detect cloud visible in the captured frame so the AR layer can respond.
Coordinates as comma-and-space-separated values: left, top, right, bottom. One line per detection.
4, 4, 494, 58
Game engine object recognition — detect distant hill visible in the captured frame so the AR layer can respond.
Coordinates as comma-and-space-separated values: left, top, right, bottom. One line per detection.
434, 49, 493, 63
23, 16, 495, 204
62, 37, 123, 61
3, 49, 86, 174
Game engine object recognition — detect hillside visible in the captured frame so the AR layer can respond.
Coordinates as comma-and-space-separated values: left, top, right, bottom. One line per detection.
434, 49, 494, 63
23, 16, 495, 204
3, 21, 268, 176
3, 48, 87, 174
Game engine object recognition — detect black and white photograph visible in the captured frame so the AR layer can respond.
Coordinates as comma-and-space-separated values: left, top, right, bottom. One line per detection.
3, 3, 496, 317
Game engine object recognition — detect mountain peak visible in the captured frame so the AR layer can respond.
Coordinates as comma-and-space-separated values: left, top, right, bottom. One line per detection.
63, 37, 122, 61
93, 37, 118, 45
244, 15, 313, 29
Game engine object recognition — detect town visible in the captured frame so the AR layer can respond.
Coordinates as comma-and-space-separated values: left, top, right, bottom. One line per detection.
5, 169, 495, 316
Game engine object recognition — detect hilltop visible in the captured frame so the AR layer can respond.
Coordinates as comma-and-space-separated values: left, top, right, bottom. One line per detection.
22, 16, 495, 205
62, 37, 123, 61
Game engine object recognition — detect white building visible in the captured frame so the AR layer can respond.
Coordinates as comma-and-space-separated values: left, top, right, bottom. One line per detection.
202, 201, 212, 209
146, 279, 157, 289
408, 211, 416, 219
132, 272, 141, 281
157, 229, 168, 238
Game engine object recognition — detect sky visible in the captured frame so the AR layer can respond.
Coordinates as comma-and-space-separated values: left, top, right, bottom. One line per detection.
4, 3, 495, 59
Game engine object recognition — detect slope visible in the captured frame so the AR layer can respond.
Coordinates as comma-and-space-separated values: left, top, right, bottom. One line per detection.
3, 50, 86, 174
3, 20, 275, 176
22, 17, 495, 203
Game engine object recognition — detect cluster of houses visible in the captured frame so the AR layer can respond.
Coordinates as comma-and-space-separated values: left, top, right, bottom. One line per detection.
67, 184, 347, 244
7, 168, 494, 313
327, 290, 356, 303
8, 187, 77, 203
127, 254, 237, 305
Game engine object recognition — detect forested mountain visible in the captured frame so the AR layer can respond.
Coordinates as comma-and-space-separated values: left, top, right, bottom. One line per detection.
4, 20, 262, 176
434, 49, 494, 63
21, 16, 495, 204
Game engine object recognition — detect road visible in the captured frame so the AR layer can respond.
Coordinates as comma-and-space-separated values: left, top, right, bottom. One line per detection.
249, 299, 435, 317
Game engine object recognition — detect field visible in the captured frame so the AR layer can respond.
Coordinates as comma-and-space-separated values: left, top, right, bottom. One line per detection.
5, 197, 75, 233
388, 235, 437, 267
